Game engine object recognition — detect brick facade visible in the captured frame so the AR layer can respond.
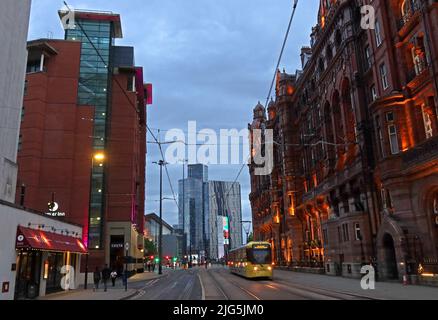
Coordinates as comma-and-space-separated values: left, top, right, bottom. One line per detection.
249, 0, 438, 282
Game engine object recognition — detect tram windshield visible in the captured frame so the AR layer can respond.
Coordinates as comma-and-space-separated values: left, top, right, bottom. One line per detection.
248, 245, 272, 264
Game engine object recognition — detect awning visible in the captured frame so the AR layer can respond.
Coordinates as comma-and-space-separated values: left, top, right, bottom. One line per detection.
16, 226, 87, 254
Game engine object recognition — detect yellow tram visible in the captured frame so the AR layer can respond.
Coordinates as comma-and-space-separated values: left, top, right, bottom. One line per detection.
228, 242, 273, 279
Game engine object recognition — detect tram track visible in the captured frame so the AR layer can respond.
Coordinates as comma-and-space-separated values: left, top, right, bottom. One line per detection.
212, 268, 262, 300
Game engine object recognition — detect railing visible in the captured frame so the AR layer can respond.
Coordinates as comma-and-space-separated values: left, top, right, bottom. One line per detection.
406, 58, 428, 83
397, 2, 422, 31
402, 135, 438, 167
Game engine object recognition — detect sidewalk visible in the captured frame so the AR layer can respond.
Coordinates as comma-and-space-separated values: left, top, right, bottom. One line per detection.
274, 269, 438, 300
39, 271, 166, 300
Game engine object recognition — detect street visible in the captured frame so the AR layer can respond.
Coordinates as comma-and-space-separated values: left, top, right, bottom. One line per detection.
126, 266, 438, 301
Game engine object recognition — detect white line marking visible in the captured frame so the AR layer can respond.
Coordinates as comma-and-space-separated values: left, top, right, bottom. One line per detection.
197, 273, 206, 301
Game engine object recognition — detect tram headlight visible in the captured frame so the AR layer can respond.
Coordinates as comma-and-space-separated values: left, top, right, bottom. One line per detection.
268, 266, 272, 271
253, 267, 258, 271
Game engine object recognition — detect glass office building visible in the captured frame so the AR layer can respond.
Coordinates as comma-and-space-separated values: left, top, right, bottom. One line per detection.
64, 12, 122, 249
178, 165, 243, 260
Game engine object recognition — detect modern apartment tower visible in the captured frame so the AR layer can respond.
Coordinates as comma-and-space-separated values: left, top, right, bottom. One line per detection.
208, 180, 243, 260
178, 164, 243, 261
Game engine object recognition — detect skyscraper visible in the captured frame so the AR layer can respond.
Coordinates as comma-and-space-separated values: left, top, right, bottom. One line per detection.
178, 164, 243, 261
208, 181, 243, 260
178, 164, 209, 259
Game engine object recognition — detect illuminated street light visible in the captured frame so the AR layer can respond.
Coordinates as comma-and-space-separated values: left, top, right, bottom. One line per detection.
94, 153, 105, 161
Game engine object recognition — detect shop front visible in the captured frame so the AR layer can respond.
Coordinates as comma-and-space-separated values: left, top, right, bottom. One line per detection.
14, 226, 87, 299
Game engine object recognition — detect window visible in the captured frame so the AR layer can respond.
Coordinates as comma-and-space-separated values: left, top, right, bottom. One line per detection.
338, 226, 342, 243
342, 224, 350, 242
127, 75, 136, 92
388, 124, 400, 155
24, 80, 28, 96
375, 116, 385, 158
365, 45, 372, 70
381, 187, 387, 209
354, 223, 362, 241
18, 134, 23, 151
380, 63, 389, 90
433, 193, 438, 215
422, 104, 433, 139
21, 106, 25, 122
26, 60, 41, 73
412, 47, 425, 75
375, 20, 382, 46
323, 229, 329, 245
370, 85, 378, 101
386, 111, 395, 122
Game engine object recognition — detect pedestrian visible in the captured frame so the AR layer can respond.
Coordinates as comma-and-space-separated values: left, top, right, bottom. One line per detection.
102, 264, 111, 292
110, 269, 118, 287
93, 267, 101, 292
152, 263, 156, 272
147, 261, 151, 272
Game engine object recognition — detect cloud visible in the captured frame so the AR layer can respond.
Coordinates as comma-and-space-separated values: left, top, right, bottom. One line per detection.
28, 0, 320, 229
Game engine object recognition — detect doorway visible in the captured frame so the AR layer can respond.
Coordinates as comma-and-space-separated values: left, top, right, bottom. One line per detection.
383, 233, 399, 279
15, 250, 42, 299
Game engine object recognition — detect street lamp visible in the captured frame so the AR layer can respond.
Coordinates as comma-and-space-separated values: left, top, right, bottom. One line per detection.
84, 152, 106, 290
178, 159, 188, 263
153, 160, 168, 275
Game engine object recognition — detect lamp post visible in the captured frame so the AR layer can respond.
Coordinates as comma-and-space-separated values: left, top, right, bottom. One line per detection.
124, 242, 129, 291
178, 159, 188, 262
153, 160, 168, 275
84, 152, 105, 290
241, 221, 252, 244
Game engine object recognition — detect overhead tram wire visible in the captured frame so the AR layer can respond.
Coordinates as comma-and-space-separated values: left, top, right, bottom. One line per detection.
63, 2, 182, 214
264, 0, 299, 109
220, 0, 301, 219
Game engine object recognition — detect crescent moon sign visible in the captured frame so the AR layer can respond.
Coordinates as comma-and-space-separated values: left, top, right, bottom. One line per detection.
49, 202, 59, 212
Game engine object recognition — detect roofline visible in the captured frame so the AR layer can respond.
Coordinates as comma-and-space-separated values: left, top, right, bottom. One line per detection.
26, 39, 59, 55
58, 9, 123, 38
0, 199, 84, 229
144, 213, 174, 231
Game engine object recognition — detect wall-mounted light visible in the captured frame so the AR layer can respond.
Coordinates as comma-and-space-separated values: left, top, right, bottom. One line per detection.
43, 261, 49, 279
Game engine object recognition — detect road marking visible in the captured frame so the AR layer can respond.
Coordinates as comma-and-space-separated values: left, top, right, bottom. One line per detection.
215, 269, 262, 300
265, 284, 278, 290
197, 273, 206, 301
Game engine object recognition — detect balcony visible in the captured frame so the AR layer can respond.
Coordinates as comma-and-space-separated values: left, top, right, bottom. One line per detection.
397, 2, 422, 32
402, 135, 438, 168
406, 58, 429, 84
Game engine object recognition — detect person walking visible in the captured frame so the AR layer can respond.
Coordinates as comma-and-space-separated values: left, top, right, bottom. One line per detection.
102, 264, 111, 292
110, 269, 118, 287
93, 267, 101, 292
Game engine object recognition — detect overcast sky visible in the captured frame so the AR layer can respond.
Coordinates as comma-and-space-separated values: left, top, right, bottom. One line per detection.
28, 0, 320, 229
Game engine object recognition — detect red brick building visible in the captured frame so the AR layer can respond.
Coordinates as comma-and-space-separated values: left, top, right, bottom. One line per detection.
17, 10, 148, 275
249, 0, 438, 284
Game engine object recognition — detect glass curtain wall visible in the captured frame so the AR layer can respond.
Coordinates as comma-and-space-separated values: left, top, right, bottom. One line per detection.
65, 20, 113, 249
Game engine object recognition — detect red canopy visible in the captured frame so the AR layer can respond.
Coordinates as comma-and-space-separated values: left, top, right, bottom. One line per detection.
16, 226, 87, 254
